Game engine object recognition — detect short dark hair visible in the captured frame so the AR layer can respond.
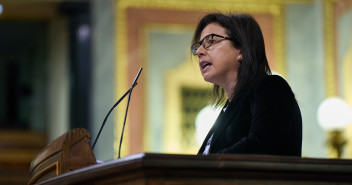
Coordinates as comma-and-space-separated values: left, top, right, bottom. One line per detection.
192, 13, 271, 106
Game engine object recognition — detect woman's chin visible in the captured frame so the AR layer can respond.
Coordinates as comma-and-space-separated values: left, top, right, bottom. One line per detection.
202, 75, 209, 82
202, 76, 214, 84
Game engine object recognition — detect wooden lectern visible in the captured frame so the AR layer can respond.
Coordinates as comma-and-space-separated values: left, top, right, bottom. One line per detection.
31, 153, 352, 185
28, 128, 352, 185
28, 128, 96, 185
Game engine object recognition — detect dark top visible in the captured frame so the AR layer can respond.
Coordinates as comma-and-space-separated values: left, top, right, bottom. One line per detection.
198, 75, 302, 156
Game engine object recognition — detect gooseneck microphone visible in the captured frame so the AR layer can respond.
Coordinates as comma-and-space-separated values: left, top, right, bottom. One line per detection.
117, 68, 142, 158
91, 68, 143, 152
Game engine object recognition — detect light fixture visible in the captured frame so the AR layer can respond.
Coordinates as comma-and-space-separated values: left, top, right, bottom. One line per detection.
195, 106, 221, 146
317, 97, 352, 158
317, 97, 352, 130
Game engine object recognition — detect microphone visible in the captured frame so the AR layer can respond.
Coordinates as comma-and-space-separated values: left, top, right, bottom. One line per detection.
91, 68, 143, 151
118, 68, 142, 158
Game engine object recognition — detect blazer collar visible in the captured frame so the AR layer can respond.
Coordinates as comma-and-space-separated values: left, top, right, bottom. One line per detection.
209, 100, 239, 149
197, 100, 234, 154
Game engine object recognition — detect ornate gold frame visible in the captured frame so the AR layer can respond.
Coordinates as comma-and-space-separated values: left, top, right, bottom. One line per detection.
324, 0, 338, 97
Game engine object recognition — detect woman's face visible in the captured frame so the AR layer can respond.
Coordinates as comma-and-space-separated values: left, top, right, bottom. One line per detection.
195, 23, 242, 91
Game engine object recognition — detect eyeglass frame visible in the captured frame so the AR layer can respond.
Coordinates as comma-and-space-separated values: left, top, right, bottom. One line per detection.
191, 33, 231, 56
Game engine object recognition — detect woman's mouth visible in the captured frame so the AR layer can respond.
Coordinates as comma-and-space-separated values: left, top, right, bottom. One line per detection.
200, 61, 212, 71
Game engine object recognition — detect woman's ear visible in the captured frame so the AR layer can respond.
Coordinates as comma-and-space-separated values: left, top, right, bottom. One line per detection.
237, 50, 242, 62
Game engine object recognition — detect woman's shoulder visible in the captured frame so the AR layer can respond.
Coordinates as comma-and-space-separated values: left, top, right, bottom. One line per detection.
254, 74, 287, 84
252, 74, 290, 88
235, 75, 292, 101
249, 74, 294, 95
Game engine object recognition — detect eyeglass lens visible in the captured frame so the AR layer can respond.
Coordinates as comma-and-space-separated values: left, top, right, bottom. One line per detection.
192, 34, 213, 55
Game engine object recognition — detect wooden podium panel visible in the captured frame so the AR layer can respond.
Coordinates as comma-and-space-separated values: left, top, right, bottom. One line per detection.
33, 153, 352, 185
28, 128, 96, 185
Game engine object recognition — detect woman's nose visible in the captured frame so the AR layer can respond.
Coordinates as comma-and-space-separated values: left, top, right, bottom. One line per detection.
196, 45, 206, 57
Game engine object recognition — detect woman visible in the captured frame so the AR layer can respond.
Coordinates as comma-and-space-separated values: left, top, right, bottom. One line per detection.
191, 13, 302, 156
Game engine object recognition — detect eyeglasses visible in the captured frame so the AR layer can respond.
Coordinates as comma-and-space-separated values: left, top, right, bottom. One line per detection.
191, 33, 230, 56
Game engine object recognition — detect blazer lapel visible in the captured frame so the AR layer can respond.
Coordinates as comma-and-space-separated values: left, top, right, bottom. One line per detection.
209, 100, 239, 152
197, 105, 227, 154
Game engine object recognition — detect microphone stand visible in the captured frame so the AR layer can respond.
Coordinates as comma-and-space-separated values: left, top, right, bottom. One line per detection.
118, 68, 142, 158
91, 68, 143, 152
91, 84, 137, 150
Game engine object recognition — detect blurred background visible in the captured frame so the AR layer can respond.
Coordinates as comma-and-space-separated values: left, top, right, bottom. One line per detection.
1, 0, 352, 184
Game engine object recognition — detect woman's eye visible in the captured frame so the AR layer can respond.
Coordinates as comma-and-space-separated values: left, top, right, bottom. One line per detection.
208, 39, 216, 44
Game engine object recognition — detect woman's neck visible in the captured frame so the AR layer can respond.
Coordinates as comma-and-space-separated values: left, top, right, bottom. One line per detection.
223, 81, 236, 102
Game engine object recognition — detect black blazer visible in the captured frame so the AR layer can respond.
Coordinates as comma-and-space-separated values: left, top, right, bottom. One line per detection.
198, 75, 302, 156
